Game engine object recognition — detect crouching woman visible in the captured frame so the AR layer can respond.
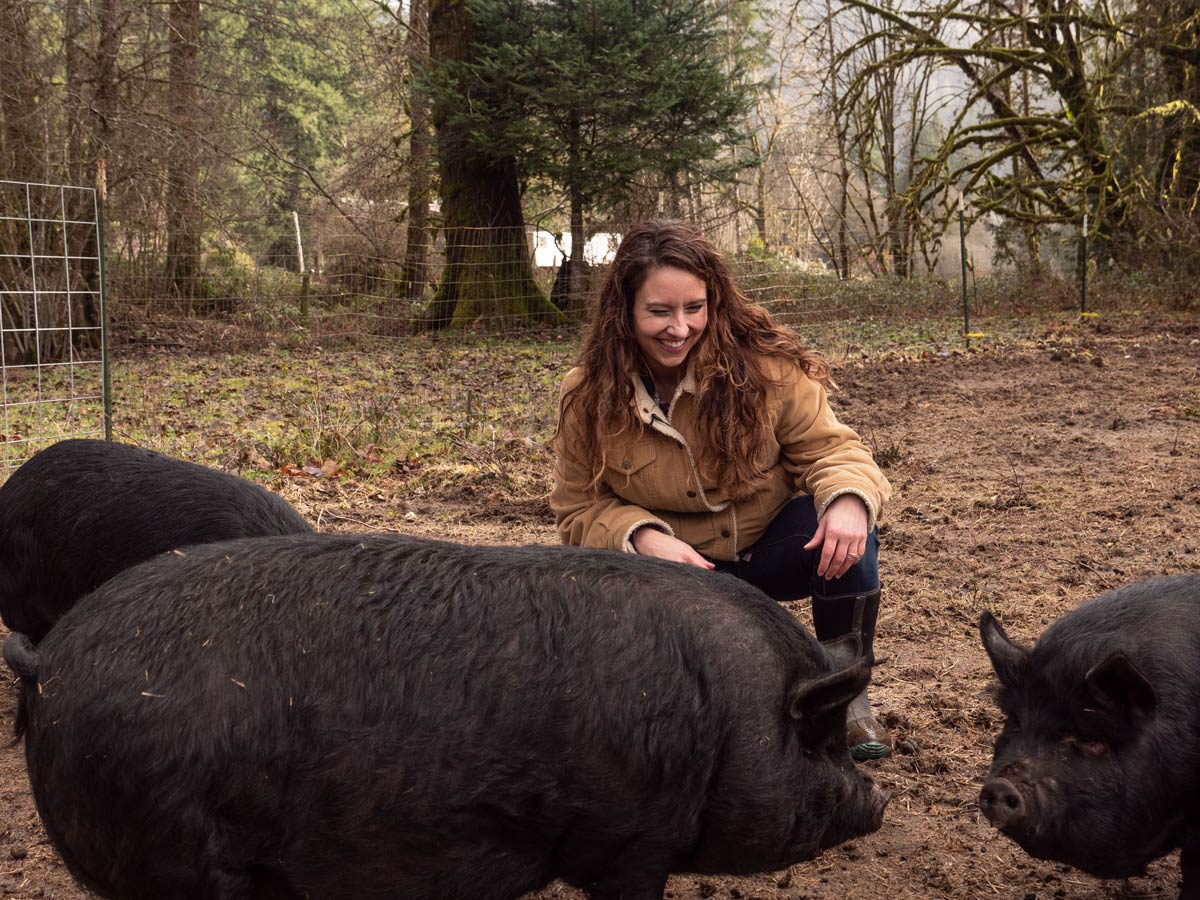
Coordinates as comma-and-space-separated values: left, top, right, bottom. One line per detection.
550, 220, 894, 760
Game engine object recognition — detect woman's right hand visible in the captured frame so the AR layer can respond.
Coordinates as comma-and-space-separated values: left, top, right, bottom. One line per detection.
631, 527, 716, 569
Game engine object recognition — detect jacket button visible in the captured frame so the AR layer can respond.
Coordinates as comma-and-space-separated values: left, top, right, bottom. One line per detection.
622, 460, 631, 469
721, 529, 730, 538
687, 490, 697, 498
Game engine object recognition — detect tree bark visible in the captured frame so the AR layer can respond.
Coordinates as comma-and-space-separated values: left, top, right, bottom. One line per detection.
754, 151, 769, 251
564, 116, 588, 316
400, 0, 431, 310
0, 0, 41, 180
0, 0, 44, 364
64, 0, 87, 186
165, 0, 202, 299
826, 0, 850, 280
1155, 0, 1200, 210
93, 0, 120, 166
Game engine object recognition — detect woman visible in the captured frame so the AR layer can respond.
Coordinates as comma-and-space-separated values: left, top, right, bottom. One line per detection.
550, 220, 893, 760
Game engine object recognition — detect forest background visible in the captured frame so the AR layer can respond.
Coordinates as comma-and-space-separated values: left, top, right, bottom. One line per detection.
2, 0, 1199, 357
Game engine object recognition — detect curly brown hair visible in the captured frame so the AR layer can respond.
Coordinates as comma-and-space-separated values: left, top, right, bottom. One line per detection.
558, 220, 829, 499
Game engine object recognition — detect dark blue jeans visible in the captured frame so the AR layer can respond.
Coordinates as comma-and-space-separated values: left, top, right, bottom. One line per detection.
712, 495, 881, 660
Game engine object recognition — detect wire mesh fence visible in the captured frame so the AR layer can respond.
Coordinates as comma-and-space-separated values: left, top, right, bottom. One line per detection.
104, 210, 1092, 343
0, 179, 108, 468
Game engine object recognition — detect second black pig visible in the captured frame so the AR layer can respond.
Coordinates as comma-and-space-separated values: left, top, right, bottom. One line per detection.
0, 438, 312, 641
979, 573, 1200, 896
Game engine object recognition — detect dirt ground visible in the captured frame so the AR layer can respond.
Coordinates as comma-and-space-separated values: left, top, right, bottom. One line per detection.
1, 317, 1198, 900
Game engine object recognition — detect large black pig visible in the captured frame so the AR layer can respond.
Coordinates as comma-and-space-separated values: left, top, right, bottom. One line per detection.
0, 437, 311, 641
979, 573, 1200, 897
7, 533, 888, 900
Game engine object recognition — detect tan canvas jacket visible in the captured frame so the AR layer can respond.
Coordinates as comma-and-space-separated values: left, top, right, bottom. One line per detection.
551, 355, 891, 561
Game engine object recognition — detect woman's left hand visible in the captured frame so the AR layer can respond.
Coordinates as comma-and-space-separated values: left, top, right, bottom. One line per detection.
803, 494, 869, 580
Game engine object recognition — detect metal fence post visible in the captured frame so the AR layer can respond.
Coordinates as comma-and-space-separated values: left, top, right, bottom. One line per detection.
1080, 212, 1089, 317
960, 206, 969, 348
294, 210, 310, 326
97, 160, 112, 440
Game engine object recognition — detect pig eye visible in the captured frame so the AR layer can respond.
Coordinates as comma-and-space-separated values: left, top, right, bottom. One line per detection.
1064, 736, 1108, 756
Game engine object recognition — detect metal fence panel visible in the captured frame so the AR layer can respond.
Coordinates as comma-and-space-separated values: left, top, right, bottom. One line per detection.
0, 179, 108, 469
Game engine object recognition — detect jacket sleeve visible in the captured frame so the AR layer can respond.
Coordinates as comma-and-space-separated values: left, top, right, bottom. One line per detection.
550, 372, 674, 552
774, 365, 892, 530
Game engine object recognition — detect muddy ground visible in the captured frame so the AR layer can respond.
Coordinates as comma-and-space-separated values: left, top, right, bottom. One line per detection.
1, 318, 1198, 899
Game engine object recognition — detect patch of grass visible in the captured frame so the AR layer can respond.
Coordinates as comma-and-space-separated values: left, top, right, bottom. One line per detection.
103, 335, 573, 490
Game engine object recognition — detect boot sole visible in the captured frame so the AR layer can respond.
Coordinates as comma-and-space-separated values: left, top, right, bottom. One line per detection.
850, 742, 891, 761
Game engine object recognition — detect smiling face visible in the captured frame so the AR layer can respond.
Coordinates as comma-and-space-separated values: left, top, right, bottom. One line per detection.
632, 266, 709, 382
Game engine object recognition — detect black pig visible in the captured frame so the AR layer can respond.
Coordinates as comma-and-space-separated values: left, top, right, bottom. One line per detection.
8, 533, 888, 900
0, 438, 311, 641
979, 573, 1200, 897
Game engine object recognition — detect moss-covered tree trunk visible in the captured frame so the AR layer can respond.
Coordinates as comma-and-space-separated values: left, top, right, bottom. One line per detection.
425, 0, 564, 331
1156, 0, 1200, 221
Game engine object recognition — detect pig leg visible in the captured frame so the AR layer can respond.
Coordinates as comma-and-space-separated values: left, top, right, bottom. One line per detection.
199, 835, 302, 900
199, 864, 261, 900
1180, 826, 1200, 900
586, 871, 670, 900
584, 843, 672, 900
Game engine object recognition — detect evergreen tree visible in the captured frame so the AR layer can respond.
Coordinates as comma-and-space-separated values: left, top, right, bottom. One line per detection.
432, 0, 758, 312
215, 0, 365, 268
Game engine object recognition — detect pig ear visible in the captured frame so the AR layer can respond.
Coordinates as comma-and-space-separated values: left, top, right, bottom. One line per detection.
1085, 652, 1156, 721
788, 660, 871, 722
979, 611, 1029, 688
820, 633, 864, 671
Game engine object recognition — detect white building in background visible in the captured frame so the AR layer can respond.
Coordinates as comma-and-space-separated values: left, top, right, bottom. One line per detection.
533, 231, 622, 267
532, 230, 562, 267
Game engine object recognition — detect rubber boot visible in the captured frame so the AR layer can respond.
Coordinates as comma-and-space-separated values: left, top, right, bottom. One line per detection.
812, 589, 891, 761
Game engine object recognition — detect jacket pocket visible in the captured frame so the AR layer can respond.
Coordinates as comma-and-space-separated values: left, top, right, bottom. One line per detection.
604, 445, 659, 507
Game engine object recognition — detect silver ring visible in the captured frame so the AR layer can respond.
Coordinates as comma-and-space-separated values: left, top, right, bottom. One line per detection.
847, 552, 862, 560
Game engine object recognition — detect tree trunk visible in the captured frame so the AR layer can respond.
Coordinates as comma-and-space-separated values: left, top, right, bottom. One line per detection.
165, 0, 202, 299
0, 0, 45, 364
565, 185, 587, 315
400, 0, 431, 310
825, 0, 850, 280
425, 0, 562, 330
836, 162, 850, 280
1155, 0, 1200, 216
93, 0, 120, 166
423, 153, 562, 329
664, 170, 684, 218
755, 159, 769, 250
0, 0, 41, 180
563, 119, 588, 316
64, 0, 87, 186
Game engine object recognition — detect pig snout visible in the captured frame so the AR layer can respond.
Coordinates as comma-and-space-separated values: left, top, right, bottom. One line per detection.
979, 776, 1027, 829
